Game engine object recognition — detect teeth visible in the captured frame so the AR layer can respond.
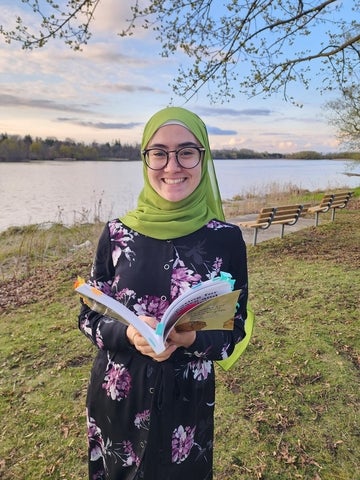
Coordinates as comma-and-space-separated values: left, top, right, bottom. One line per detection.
163, 178, 185, 184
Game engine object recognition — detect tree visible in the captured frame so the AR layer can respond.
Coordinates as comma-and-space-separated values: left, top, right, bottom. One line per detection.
1, 1, 360, 102
326, 86, 360, 150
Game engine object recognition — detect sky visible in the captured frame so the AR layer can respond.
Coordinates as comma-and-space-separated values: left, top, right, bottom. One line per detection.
0, 0, 348, 154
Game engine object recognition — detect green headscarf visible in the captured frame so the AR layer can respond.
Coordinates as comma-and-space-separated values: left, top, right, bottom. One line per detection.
121, 107, 225, 239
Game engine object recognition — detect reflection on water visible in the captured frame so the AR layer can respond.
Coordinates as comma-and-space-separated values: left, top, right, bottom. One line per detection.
0, 159, 358, 231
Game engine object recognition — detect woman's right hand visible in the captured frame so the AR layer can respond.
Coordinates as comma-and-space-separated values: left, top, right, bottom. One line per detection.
126, 319, 177, 361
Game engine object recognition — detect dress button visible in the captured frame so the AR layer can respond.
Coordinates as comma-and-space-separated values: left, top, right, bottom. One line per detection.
161, 295, 167, 301
164, 264, 170, 270
149, 387, 154, 394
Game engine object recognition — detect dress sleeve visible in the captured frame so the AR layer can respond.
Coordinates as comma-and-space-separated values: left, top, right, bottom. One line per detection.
175, 226, 248, 362
78, 224, 130, 352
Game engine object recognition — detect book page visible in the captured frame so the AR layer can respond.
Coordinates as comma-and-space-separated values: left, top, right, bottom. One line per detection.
161, 278, 233, 331
163, 289, 240, 339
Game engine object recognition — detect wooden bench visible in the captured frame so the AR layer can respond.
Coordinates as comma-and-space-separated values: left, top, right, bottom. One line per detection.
308, 191, 353, 226
239, 204, 307, 245
269, 204, 306, 239
237, 207, 275, 245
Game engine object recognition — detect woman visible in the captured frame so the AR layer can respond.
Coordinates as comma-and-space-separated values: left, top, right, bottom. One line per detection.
78, 107, 248, 479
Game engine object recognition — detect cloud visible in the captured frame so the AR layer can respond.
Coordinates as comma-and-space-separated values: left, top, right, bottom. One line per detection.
56, 118, 142, 130
91, 0, 135, 34
207, 126, 237, 135
0, 94, 93, 114
197, 106, 273, 117
101, 83, 162, 94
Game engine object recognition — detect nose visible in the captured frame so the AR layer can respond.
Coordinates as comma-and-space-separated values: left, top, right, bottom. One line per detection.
164, 151, 180, 169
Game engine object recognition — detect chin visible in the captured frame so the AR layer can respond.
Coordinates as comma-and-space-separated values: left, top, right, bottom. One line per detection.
164, 194, 187, 202
159, 187, 189, 202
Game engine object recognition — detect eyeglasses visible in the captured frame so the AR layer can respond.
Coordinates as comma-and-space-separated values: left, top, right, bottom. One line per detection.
142, 146, 205, 170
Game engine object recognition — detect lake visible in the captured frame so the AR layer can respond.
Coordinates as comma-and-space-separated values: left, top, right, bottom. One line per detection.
0, 159, 358, 232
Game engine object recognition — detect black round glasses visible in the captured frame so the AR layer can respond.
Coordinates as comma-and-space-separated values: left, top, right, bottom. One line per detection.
142, 146, 205, 170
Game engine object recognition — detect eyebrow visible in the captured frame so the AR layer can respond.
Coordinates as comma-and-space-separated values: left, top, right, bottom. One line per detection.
146, 141, 201, 149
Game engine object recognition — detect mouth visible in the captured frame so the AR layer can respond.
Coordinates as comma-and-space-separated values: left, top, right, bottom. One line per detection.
162, 178, 187, 185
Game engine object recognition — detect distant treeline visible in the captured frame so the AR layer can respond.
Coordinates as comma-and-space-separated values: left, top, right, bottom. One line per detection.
1, 133, 360, 162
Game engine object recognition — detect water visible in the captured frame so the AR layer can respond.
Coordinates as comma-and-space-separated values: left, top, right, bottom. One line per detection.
0, 159, 358, 232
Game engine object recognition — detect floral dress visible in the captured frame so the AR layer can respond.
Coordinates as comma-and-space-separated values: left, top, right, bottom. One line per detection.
78, 218, 248, 480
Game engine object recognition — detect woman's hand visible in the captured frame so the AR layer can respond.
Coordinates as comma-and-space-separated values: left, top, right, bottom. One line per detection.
166, 328, 196, 349
126, 317, 177, 361
126, 316, 196, 361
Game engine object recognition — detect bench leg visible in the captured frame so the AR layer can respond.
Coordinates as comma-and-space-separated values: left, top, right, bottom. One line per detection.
314, 212, 320, 227
280, 224, 285, 238
331, 208, 336, 221
253, 228, 258, 246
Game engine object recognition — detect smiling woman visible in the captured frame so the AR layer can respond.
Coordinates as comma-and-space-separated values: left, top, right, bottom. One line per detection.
77, 106, 249, 480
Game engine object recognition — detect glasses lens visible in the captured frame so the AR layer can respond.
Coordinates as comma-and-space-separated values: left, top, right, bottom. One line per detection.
176, 147, 202, 168
145, 149, 168, 170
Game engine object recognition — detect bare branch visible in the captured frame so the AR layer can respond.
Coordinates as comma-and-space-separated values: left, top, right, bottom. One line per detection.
2, 1, 360, 102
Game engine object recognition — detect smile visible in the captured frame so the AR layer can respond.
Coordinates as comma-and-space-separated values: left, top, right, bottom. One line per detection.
162, 178, 186, 185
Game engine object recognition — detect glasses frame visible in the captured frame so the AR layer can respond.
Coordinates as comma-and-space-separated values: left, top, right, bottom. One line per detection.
142, 146, 206, 170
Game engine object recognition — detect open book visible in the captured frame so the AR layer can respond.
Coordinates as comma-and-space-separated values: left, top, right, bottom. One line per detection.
75, 273, 241, 354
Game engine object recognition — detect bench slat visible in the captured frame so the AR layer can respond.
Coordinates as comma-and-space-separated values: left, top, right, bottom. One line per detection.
238, 207, 275, 228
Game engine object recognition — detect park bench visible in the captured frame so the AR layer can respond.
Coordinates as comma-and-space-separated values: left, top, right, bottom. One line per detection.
237, 207, 275, 246
308, 191, 353, 226
239, 204, 307, 245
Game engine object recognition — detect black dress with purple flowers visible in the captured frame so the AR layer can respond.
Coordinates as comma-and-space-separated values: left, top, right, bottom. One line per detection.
78, 218, 248, 480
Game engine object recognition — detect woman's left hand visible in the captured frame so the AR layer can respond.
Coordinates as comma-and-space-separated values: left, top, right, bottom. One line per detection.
166, 328, 196, 349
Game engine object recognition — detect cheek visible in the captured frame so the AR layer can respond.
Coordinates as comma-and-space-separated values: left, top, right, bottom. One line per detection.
192, 167, 202, 189
147, 169, 158, 190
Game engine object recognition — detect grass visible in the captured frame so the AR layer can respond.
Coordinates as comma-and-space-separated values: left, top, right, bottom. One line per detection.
0, 188, 359, 479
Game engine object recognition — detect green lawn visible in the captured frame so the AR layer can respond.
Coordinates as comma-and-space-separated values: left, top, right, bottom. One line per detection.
0, 196, 359, 479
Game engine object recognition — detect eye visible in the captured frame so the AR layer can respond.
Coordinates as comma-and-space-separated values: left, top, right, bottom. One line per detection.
152, 149, 167, 158
178, 147, 196, 158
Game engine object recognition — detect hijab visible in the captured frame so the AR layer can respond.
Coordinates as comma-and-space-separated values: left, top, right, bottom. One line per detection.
121, 107, 225, 239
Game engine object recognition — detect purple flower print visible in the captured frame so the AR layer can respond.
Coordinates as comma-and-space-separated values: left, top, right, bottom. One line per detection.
118, 440, 140, 467
108, 221, 136, 266
114, 287, 136, 306
89, 279, 113, 297
87, 408, 139, 473
207, 220, 232, 230
190, 358, 212, 381
133, 295, 169, 321
79, 313, 93, 338
172, 425, 196, 464
109, 221, 134, 247
182, 350, 212, 381
134, 410, 150, 430
212, 257, 223, 275
87, 412, 105, 462
95, 323, 104, 349
171, 266, 202, 300
102, 356, 131, 401
221, 342, 232, 359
